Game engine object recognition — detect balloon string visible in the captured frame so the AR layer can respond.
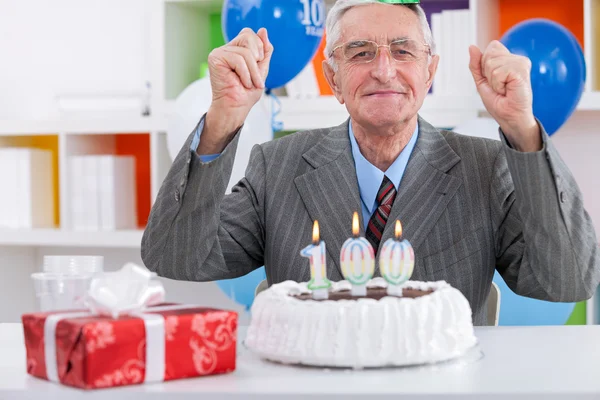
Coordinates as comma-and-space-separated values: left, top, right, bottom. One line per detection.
266, 89, 284, 133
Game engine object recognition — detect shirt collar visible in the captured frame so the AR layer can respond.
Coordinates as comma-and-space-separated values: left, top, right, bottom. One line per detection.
349, 120, 419, 214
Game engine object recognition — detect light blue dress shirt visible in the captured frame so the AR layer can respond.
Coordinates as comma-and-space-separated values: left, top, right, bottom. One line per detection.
190, 116, 420, 233
349, 120, 419, 232
190, 117, 220, 163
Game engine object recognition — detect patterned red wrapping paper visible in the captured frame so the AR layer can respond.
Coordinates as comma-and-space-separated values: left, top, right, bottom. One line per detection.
21, 305, 238, 389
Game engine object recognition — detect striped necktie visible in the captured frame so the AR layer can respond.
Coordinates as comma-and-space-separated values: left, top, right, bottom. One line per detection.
366, 175, 397, 253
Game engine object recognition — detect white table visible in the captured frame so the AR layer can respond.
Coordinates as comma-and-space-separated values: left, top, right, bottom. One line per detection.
2, 323, 600, 399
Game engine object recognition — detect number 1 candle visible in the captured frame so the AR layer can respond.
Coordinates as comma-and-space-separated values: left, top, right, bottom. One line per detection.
379, 220, 415, 296
340, 212, 375, 296
300, 220, 331, 300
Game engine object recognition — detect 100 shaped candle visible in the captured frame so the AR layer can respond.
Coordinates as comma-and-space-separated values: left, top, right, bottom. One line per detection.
300, 220, 331, 300
379, 220, 415, 296
340, 212, 375, 296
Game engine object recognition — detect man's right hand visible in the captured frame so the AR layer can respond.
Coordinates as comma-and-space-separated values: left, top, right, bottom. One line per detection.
198, 27, 274, 156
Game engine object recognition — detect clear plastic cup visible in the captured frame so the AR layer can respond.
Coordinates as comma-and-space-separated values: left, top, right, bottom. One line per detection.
31, 272, 93, 312
43, 255, 104, 276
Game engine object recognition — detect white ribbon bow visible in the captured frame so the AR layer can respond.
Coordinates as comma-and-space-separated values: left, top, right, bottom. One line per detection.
86, 262, 166, 318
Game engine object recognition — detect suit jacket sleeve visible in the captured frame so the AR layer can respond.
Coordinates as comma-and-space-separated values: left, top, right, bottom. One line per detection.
141, 119, 266, 281
492, 124, 600, 301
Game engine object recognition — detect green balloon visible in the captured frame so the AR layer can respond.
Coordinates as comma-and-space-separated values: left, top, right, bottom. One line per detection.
198, 62, 209, 79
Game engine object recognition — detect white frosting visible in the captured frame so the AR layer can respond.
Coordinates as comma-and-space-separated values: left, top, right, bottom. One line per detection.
245, 278, 477, 368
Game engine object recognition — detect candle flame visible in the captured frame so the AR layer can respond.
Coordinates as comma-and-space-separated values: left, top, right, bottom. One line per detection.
395, 220, 402, 240
312, 220, 320, 244
352, 212, 359, 237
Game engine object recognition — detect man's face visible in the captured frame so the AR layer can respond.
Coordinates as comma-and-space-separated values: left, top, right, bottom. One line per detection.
324, 4, 439, 132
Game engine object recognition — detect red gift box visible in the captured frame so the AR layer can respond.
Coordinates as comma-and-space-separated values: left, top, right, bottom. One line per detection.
22, 304, 237, 389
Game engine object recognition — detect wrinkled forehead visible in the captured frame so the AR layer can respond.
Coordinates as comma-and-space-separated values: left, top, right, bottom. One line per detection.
338, 4, 423, 44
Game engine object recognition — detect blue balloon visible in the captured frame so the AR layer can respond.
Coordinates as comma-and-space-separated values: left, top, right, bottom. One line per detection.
500, 19, 586, 135
216, 267, 267, 310
493, 271, 575, 326
222, 0, 325, 89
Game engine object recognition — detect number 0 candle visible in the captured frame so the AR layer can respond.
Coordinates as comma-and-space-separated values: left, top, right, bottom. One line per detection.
340, 212, 375, 296
379, 220, 415, 296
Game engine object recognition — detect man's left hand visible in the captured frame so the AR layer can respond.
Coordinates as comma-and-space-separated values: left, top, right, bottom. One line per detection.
469, 41, 542, 152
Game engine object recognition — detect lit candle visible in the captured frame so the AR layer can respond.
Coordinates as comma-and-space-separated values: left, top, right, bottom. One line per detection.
300, 220, 331, 300
379, 220, 415, 296
340, 212, 375, 296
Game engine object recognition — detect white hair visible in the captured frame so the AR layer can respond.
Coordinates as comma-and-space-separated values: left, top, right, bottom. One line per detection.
325, 0, 436, 70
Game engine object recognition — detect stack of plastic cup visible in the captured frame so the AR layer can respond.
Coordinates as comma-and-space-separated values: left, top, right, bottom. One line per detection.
31, 256, 104, 312
42, 255, 104, 276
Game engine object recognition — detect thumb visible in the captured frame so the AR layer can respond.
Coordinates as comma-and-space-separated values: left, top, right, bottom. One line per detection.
257, 28, 274, 80
468, 45, 485, 86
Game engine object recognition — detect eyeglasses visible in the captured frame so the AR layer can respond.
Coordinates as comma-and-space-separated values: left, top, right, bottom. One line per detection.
329, 39, 431, 64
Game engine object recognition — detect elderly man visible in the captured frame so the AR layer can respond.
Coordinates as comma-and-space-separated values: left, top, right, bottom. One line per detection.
141, 0, 600, 325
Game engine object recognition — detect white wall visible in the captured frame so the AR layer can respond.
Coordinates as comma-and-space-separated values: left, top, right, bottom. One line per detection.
0, 0, 150, 120
552, 112, 600, 233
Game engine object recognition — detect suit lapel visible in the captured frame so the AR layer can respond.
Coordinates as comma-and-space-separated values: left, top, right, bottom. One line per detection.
381, 116, 462, 273
294, 121, 361, 278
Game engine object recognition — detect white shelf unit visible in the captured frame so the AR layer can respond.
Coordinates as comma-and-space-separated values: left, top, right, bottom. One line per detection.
276, 91, 600, 131
164, 0, 221, 5
0, 117, 166, 136
0, 229, 144, 248
1, 0, 599, 325
0, 128, 171, 233
277, 95, 484, 131
578, 91, 600, 110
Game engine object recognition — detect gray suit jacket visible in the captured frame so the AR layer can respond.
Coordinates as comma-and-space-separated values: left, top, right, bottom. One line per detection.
141, 116, 600, 325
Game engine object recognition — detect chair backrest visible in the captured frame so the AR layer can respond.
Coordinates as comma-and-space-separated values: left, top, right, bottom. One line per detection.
254, 279, 501, 326
255, 279, 269, 298
487, 281, 501, 326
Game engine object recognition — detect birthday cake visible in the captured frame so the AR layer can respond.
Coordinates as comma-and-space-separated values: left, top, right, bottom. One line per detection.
245, 217, 476, 368
244, 278, 477, 368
